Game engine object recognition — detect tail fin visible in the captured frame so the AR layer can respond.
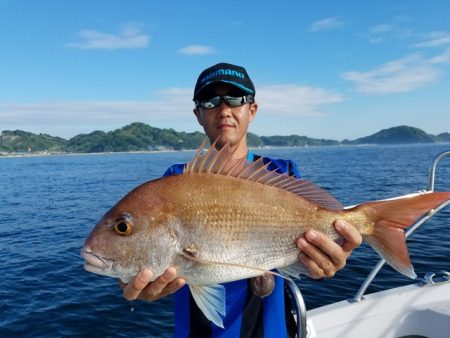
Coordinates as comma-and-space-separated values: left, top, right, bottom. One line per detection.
363, 192, 450, 279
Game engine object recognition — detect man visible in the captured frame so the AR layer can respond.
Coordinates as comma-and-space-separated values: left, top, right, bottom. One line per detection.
121, 63, 362, 337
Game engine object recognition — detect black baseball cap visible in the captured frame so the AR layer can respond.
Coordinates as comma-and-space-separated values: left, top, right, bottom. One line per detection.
193, 62, 255, 100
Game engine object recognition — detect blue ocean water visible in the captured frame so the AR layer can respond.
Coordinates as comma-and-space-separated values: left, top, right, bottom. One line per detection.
1, 144, 449, 337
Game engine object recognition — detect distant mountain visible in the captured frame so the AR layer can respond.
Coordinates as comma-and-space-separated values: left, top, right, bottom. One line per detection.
246, 132, 264, 147
261, 135, 339, 147
0, 130, 67, 152
1, 124, 448, 154
435, 132, 450, 142
65, 122, 205, 152
342, 126, 435, 145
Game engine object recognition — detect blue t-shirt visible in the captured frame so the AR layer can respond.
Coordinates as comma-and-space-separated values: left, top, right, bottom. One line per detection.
163, 152, 301, 338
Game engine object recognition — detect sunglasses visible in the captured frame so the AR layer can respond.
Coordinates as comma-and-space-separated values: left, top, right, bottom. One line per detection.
196, 95, 253, 109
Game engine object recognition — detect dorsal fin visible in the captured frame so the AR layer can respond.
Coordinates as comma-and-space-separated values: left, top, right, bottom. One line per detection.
184, 139, 343, 210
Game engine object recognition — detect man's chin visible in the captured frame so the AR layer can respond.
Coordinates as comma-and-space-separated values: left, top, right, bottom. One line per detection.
213, 135, 237, 148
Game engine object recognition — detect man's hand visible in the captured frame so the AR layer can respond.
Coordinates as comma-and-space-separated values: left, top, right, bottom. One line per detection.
119, 267, 186, 301
296, 219, 362, 279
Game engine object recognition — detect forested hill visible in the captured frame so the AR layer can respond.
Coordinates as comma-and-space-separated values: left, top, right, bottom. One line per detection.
342, 126, 442, 145
1, 123, 449, 154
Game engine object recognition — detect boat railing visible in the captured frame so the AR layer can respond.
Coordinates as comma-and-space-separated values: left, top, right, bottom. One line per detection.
286, 150, 450, 338
285, 277, 308, 338
352, 149, 450, 302
419, 270, 450, 286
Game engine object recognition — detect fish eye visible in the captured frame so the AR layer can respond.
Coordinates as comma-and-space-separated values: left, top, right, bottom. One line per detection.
113, 220, 132, 236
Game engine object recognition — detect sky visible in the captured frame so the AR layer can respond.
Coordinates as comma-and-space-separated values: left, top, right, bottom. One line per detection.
1, 0, 450, 141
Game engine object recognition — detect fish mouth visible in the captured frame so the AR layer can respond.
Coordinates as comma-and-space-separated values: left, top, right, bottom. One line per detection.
81, 247, 114, 274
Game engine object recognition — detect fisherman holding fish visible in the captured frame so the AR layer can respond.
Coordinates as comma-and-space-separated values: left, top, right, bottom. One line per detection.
83, 62, 449, 336
80, 63, 450, 338
121, 63, 364, 336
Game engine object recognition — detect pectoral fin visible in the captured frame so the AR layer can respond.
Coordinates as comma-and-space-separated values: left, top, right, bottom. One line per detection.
189, 284, 226, 328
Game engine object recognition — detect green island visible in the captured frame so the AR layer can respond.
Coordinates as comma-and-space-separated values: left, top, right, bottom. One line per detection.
1, 123, 449, 155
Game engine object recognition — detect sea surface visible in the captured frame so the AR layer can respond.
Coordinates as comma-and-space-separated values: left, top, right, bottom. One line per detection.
1, 143, 450, 337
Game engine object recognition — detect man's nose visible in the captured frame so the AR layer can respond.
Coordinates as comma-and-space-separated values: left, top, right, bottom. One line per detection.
216, 101, 232, 116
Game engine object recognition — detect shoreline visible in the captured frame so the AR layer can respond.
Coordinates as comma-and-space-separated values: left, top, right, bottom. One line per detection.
1, 142, 449, 159
0, 149, 189, 159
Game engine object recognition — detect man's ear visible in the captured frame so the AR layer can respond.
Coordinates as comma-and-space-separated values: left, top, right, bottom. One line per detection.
193, 107, 203, 126
248, 103, 258, 123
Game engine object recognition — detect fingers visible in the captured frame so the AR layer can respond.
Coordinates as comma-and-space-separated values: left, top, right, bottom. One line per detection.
137, 268, 183, 301
122, 269, 154, 301
159, 277, 186, 297
334, 219, 362, 252
138, 267, 176, 300
121, 267, 186, 302
297, 234, 340, 278
298, 250, 325, 279
297, 220, 362, 279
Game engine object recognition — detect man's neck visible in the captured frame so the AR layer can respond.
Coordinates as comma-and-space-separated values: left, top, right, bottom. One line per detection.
233, 146, 248, 160
213, 137, 249, 160
230, 143, 249, 159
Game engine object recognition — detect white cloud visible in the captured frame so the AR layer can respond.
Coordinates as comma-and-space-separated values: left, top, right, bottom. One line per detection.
0, 88, 194, 137
414, 31, 450, 48
341, 54, 442, 94
368, 24, 394, 44
66, 23, 149, 50
178, 45, 217, 55
430, 47, 450, 64
0, 84, 344, 137
369, 37, 382, 44
370, 24, 393, 34
0, 88, 193, 122
308, 17, 345, 32
258, 84, 343, 116
366, 18, 417, 44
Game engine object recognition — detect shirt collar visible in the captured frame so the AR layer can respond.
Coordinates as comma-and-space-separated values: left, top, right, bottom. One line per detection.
247, 151, 255, 162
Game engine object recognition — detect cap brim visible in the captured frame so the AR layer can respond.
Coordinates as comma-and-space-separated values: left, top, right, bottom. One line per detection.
194, 80, 254, 100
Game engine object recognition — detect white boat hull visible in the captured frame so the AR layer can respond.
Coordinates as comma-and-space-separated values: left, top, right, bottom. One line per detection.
307, 281, 450, 338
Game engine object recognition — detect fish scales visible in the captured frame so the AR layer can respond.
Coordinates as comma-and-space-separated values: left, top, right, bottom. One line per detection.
141, 173, 349, 283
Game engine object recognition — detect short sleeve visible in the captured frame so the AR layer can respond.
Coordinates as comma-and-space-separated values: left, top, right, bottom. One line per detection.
162, 163, 186, 177
287, 160, 301, 178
